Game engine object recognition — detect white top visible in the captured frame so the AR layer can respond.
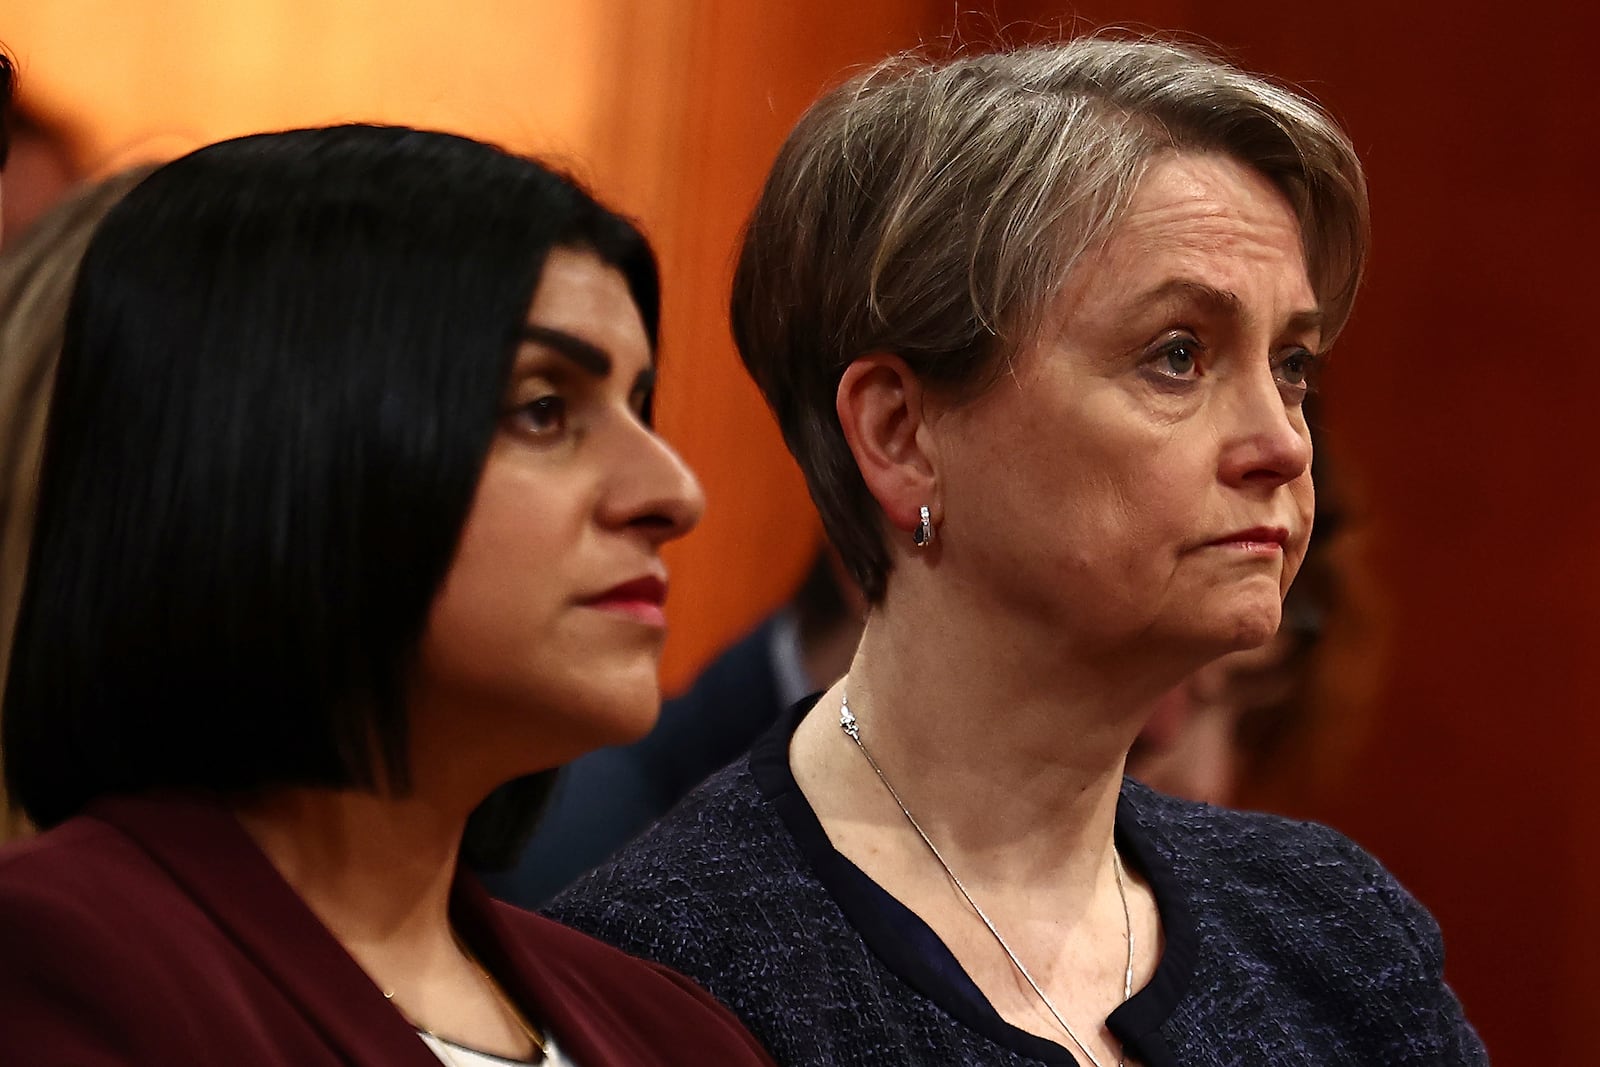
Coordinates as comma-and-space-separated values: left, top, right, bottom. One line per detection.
419, 1030, 577, 1067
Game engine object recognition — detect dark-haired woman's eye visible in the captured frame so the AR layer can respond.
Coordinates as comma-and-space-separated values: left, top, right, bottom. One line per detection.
509, 394, 568, 439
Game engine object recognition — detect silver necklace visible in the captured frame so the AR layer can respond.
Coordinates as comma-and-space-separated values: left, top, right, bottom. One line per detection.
840, 691, 1134, 1067
383, 929, 548, 1064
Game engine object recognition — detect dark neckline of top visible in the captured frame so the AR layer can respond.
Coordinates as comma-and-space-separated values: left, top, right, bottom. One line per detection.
747, 694, 1196, 1067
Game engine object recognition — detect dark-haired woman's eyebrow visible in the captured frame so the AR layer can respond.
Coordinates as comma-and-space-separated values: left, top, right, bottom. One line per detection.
520, 325, 611, 378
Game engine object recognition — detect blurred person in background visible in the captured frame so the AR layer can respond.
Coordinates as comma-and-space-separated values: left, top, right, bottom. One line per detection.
0, 47, 83, 244
550, 37, 1485, 1066
0, 123, 775, 1067
0, 49, 14, 233
1127, 425, 1365, 806
1, 102, 81, 241
0, 167, 157, 843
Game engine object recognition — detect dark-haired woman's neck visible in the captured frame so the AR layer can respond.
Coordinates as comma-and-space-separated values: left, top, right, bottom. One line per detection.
233, 787, 463, 970
232, 787, 541, 1059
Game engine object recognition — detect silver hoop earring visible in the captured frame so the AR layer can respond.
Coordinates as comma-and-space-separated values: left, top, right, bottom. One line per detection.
913, 505, 935, 548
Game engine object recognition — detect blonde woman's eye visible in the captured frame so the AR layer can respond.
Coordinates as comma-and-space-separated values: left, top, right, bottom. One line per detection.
1150, 337, 1203, 380
1274, 348, 1320, 400
1276, 349, 1316, 386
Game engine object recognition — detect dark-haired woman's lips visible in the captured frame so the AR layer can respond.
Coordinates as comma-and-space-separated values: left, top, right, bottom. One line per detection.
582, 575, 669, 627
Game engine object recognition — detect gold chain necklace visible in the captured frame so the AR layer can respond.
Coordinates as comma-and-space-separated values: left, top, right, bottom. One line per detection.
840, 691, 1134, 1067
384, 930, 548, 1064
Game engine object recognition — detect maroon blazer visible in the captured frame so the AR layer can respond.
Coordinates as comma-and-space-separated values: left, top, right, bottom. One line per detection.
0, 792, 776, 1066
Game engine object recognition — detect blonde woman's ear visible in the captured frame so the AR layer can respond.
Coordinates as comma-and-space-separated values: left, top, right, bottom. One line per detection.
835, 352, 937, 539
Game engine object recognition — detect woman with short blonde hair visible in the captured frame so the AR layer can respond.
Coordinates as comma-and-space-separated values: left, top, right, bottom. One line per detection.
552, 37, 1485, 1066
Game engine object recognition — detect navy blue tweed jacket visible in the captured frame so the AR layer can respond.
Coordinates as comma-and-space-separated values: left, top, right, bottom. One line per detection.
548, 704, 1487, 1066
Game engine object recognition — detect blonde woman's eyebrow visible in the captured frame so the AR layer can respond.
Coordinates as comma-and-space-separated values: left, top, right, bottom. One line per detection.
1139, 278, 1323, 336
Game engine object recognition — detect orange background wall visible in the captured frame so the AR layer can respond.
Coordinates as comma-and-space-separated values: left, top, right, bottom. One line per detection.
5, 3, 1595, 1062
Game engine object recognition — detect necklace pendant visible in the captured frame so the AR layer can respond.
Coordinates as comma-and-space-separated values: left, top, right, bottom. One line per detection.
840, 702, 860, 740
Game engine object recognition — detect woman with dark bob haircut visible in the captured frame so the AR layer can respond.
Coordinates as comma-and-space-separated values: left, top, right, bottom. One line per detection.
550, 37, 1488, 1067
0, 124, 775, 1067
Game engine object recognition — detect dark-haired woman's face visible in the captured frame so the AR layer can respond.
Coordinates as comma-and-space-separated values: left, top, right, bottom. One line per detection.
412, 248, 703, 777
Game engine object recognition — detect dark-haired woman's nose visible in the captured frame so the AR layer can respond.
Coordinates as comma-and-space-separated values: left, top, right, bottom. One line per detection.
603, 423, 705, 544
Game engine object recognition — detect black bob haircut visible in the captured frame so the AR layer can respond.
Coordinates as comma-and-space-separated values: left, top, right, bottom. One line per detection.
3, 124, 659, 861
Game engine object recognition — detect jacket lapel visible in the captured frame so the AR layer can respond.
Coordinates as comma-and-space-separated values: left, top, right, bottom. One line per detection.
88, 792, 444, 1067
453, 876, 672, 1065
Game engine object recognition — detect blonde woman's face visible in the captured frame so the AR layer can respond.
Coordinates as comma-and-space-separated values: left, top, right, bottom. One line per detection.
929, 152, 1319, 661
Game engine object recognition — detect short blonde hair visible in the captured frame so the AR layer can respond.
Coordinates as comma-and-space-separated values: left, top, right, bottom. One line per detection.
732, 36, 1369, 601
